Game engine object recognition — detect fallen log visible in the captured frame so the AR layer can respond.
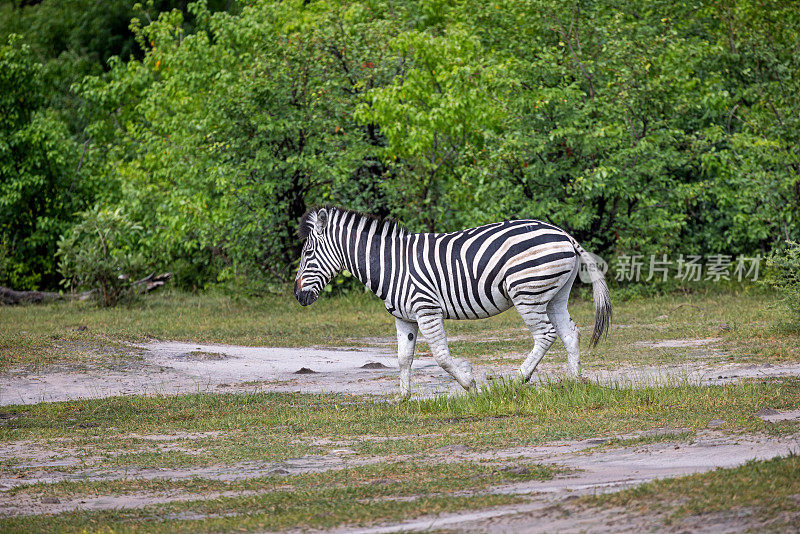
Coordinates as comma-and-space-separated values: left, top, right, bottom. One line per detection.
0, 286, 63, 305
0, 272, 172, 305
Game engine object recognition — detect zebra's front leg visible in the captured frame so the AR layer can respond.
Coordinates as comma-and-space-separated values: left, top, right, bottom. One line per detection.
394, 318, 418, 402
416, 312, 476, 392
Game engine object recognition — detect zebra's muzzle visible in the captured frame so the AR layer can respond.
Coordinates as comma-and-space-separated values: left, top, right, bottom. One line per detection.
295, 288, 318, 306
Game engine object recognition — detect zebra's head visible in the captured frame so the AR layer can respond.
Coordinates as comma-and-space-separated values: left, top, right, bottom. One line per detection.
294, 208, 341, 306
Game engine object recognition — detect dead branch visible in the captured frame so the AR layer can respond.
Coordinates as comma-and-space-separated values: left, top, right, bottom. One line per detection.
0, 287, 63, 305
0, 272, 172, 305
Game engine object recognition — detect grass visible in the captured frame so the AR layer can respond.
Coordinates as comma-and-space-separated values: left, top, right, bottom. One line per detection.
0, 460, 565, 533
2, 378, 798, 470
590, 429, 697, 450
1, 287, 797, 372
0, 291, 394, 371
582, 454, 800, 529
412, 377, 800, 428
1, 494, 520, 534
2, 378, 795, 531
5, 460, 566, 500
2, 287, 800, 531
0, 379, 798, 530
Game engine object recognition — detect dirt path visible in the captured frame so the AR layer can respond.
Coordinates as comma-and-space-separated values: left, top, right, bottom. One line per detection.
2, 335, 799, 530
340, 498, 792, 534
3, 339, 800, 406
2, 428, 798, 523
338, 429, 800, 534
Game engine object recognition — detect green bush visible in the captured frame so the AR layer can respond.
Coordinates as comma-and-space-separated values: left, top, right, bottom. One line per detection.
0, 35, 98, 289
763, 241, 800, 324
5, 0, 800, 291
57, 207, 149, 306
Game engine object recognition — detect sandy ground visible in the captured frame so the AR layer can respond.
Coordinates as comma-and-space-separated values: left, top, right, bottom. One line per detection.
3, 338, 800, 405
2, 337, 800, 531
0, 341, 451, 405
340, 429, 800, 533
2, 427, 799, 525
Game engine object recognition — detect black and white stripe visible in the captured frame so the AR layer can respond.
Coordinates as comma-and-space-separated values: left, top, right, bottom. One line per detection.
295, 207, 611, 399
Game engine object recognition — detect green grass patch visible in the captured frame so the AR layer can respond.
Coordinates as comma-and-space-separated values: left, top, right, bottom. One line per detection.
583, 453, 800, 527
411, 376, 800, 427
592, 430, 696, 451
2, 379, 798, 473
6, 459, 564, 500
0, 460, 557, 533
2, 289, 798, 372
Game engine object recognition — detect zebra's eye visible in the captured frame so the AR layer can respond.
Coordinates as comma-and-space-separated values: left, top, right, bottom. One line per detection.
304, 248, 313, 257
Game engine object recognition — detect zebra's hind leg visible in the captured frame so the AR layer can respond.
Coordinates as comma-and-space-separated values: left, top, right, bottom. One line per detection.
545, 264, 581, 377
547, 296, 581, 378
416, 312, 476, 392
513, 302, 558, 382
394, 318, 418, 402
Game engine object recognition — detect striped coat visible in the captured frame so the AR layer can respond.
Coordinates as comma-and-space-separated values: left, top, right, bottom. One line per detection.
295, 207, 611, 399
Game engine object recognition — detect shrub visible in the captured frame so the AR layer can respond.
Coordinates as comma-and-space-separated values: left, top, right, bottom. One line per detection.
763, 241, 800, 324
0, 35, 97, 290
57, 206, 149, 306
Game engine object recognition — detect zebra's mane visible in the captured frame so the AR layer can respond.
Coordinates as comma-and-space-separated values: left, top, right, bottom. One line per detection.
298, 206, 407, 240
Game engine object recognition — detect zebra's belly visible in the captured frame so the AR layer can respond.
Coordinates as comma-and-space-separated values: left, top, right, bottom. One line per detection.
440, 289, 513, 320
386, 289, 513, 321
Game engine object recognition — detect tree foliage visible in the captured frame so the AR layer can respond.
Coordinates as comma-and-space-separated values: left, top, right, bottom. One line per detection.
2, 0, 799, 293
764, 241, 800, 325
0, 35, 95, 289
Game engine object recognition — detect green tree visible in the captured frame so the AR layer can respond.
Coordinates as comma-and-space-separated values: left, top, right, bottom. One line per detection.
356, 26, 509, 232
0, 35, 95, 289
76, 0, 404, 288
8, 0, 792, 292
57, 206, 148, 306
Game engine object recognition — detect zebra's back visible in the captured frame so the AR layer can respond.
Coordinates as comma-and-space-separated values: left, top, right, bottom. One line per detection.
401, 220, 579, 320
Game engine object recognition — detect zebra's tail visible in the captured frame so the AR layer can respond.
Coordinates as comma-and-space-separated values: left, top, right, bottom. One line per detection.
573, 242, 612, 348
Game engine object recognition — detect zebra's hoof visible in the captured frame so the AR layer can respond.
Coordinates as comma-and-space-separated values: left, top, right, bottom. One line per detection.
391, 392, 410, 405
465, 379, 477, 394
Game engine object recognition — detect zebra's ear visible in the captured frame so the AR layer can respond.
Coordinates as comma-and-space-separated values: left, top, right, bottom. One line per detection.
314, 209, 328, 235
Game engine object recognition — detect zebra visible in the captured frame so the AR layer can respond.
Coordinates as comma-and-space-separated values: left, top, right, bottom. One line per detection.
294, 206, 611, 400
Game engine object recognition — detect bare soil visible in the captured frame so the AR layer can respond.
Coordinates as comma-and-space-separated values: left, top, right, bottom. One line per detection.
341, 499, 800, 534
2, 336, 800, 531
2, 428, 798, 522
3, 338, 800, 405
335, 429, 800, 534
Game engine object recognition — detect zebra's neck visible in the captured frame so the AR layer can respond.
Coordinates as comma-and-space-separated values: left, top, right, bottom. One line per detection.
328, 209, 408, 301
